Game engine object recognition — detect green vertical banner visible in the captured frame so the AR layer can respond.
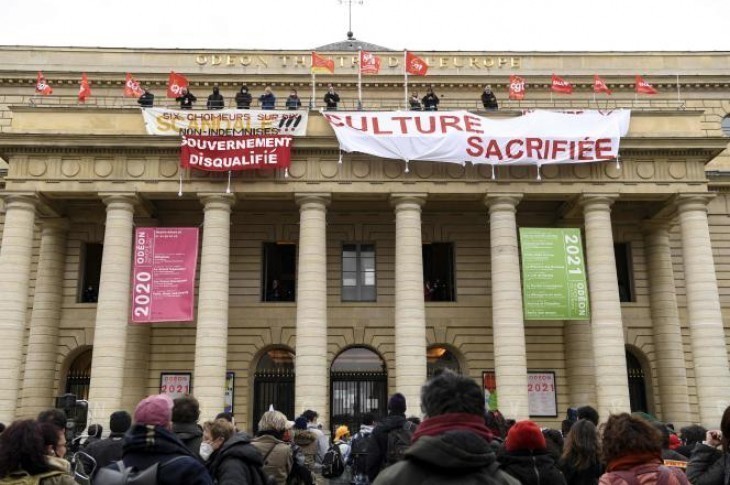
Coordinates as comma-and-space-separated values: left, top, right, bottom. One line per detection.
520, 228, 590, 320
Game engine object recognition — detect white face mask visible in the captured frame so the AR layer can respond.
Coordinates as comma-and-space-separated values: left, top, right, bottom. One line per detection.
199, 442, 214, 461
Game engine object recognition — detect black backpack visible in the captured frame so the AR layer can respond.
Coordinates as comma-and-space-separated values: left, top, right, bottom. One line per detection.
349, 430, 372, 475
385, 421, 416, 466
92, 455, 186, 485
320, 443, 346, 478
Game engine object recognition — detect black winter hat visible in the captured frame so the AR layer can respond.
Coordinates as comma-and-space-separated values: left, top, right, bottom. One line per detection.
109, 410, 132, 433
388, 393, 407, 414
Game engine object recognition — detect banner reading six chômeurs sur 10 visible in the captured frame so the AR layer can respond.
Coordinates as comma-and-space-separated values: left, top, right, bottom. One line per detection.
131, 227, 199, 323
519, 228, 590, 320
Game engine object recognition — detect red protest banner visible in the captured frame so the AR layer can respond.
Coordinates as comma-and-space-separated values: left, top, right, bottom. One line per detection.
180, 135, 293, 171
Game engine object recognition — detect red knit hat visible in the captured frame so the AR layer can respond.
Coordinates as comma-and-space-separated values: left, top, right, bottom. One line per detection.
505, 420, 547, 452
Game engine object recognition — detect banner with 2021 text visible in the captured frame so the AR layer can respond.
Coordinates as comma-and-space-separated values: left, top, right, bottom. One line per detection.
323, 109, 630, 166
142, 108, 308, 136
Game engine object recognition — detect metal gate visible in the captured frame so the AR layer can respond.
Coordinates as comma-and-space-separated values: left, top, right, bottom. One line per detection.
253, 369, 295, 433
626, 350, 648, 413
330, 371, 387, 437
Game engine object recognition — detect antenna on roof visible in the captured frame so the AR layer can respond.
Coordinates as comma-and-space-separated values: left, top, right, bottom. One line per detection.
338, 0, 364, 40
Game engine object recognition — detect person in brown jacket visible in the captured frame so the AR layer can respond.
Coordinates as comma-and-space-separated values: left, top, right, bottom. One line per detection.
251, 411, 294, 485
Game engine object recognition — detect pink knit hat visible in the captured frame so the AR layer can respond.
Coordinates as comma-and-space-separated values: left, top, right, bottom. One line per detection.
134, 394, 174, 427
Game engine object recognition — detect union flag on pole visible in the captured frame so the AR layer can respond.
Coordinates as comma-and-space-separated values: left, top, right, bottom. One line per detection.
405, 51, 428, 76
78, 73, 92, 102
593, 74, 612, 95
124, 73, 145, 98
635, 75, 658, 95
360, 50, 381, 75
35, 71, 52, 95
167, 71, 188, 98
509, 75, 526, 100
311, 52, 335, 74
551, 74, 573, 94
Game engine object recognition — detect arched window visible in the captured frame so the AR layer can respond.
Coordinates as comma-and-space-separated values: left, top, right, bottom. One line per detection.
64, 348, 92, 400
253, 348, 295, 433
427, 345, 460, 378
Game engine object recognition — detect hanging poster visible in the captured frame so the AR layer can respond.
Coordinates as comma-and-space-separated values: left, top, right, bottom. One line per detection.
519, 228, 590, 320
142, 108, 308, 136
160, 372, 191, 400
483, 371, 499, 411
224, 372, 235, 414
527, 371, 558, 417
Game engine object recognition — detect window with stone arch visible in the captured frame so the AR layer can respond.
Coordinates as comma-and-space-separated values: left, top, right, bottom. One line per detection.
427, 345, 461, 378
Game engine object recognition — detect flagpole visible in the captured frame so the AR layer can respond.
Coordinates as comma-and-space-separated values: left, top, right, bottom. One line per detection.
358, 49, 363, 110
311, 72, 316, 110
403, 50, 408, 108
676, 74, 681, 106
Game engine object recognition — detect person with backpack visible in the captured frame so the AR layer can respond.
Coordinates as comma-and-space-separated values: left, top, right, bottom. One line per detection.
498, 420, 567, 485
292, 417, 320, 481
365, 393, 416, 482
372, 370, 520, 485
0, 419, 77, 484
85, 411, 132, 470
251, 411, 294, 485
202, 419, 269, 485
349, 413, 376, 485
94, 394, 213, 485
322, 426, 350, 484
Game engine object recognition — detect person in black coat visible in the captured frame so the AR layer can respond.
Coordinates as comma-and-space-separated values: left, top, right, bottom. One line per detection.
203, 419, 268, 485
499, 420, 567, 485
85, 411, 131, 470
481, 85, 498, 110
558, 419, 603, 485
422, 86, 439, 111
137, 89, 154, 108
687, 405, 730, 484
677, 424, 706, 458
365, 393, 415, 482
207, 86, 225, 109
235, 85, 253, 109
172, 395, 204, 460
324, 84, 340, 110
176, 88, 197, 109
285, 89, 302, 110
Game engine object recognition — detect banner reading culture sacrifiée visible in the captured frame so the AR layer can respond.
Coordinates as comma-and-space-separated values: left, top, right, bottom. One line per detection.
519, 228, 590, 320
324, 109, 630, 166
142, 108, 309, 136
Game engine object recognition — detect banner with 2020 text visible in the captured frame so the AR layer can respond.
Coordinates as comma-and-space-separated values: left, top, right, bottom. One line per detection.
324, 109, 630, 166
142, 108, 308, 136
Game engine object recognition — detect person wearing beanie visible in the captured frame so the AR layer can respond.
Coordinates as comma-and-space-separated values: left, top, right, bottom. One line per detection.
329, 425, 352, 484
98, 394, 212, 485
373, 370, 519, 485
366, 392, 417, 482
85, 410, 132, 468
302, 409, 329, 467
292, 415, 321, 481
498, 420, 567, 485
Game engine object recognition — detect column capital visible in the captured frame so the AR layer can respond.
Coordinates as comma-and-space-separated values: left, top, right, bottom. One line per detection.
675, 193, 715, 215
295, 193, 331, 208
99, 193, 138, 212
199, 193, 236, 210
639, 218, 673, 235
484, 193, 522, 212
1, 193, 40, 211
389, 193, 427, 209
38, 217, 70, 233
579, 193, 619, 215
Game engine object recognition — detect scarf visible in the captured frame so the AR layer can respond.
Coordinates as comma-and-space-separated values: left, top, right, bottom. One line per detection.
412, 413, 493, 444
607, 452, 662, 472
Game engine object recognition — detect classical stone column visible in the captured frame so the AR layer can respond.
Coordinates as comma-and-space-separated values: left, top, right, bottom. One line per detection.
677, 195, 730, 427
485, 194, 529, 420
193, 194, 235, 420
88, 194, 136, 417
391, 194, 428, 416
642, 220, 692, 427
564, 320, 597, 408
294, 194, 330, 422
19, 218, 70, 418
0, 194, 39, 423
581, 194, 630, 419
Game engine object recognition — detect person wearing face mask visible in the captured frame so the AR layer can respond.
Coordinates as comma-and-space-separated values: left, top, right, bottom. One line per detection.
236, 85, 253, 109
202, 419, 270, 485
207, 85, 225, 109
0, 420, 76, 484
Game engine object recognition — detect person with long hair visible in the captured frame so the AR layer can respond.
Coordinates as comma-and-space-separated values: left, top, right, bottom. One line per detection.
0, 419, 76, 484
559, 419, 603, 485
599, 413, 689, 484
687, 405, 730, 484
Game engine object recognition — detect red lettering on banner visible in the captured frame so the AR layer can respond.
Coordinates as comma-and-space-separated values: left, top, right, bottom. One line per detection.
392, 116, 412, 134
466, 136, 482, 157
440, 116, 463, 133
180, 135, 293, 172
463, 115, 484, 134
372, 117, 393, 135
595, 138, 612, 159
324, 114, 344, 127
345, 116, 368, 132
484, 139, 503, 159
506, 139, 524, 159
526, 138, 544, 160
578, 139, 593, 160
415, 117, 436, 134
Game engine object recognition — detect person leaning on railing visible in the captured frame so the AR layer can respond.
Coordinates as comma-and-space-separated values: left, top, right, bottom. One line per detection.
176, 88, 197, 109
137, 89, 154, 108
481, 85, 498, 110
235, 85, 253, 109
259, 86, 276, 110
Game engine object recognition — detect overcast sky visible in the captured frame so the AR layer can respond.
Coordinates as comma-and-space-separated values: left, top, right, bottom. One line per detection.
1, 0, 729, 52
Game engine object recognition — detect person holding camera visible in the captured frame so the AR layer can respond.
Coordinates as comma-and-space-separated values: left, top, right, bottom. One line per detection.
687, 405, 730, 484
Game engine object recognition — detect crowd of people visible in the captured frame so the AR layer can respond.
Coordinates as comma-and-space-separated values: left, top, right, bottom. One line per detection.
134, 83, 500, 111
2, 369, 726, 484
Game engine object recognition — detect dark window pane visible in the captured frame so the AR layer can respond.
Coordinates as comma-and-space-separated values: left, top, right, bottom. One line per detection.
79, 243, 103, 303
422, 243, 456, 302
262, 243, 296, 302
614, 243, 634, 303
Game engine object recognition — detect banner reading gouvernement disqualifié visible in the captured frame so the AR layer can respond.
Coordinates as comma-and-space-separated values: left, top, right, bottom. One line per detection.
520, 228, 590, 320
142, 108, 309, 136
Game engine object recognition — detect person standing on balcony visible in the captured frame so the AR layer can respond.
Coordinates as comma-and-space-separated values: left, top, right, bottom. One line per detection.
481, 85, 499, 110
422, 86, 439, 111
235, 85, 253, 109
286, 89, 302, 110
207, 86, 225, 109
409, 92, 422, 110
137, 89, 154, 108
324, 84, 340, 110
259, 86, 276, 110
176, 87, 197, 109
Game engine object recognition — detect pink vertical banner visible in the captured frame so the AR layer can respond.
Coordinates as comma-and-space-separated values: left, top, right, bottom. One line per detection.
131, 227, 199, 323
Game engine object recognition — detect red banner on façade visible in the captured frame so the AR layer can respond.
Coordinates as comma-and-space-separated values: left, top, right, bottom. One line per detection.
180, 134, 293, 171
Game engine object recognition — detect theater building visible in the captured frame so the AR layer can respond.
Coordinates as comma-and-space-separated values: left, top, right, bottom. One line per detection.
1, 41, 730, 433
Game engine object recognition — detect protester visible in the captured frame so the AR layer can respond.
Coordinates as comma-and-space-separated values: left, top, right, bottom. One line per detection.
543, 428, 565, 462
202, 418, 268, 484
408, 92, 421, 110
485, 409, 508, 442
85, 410, 131, 469
652, 422, 688, 462
349, 413, 376, 485
499, 420, 567, 485
176, 87, 197, 109
83, 424, 102, 448
687, 405, 730, 484
293, 417, 320, 480
259, 86, 276, 110
372, 370, 520, 484
578, 406, 600, 426
302, 410, 328, 466
366, 393, 416, 482
172, 395, 204, 460
329, 425, 351, 484
251, 410, 294, 485
558, 419, 603, 485
599, 413, 688, 484
286, 89, 302, 110
422, 86, 440, 111
137, 89, 154, 107
676, 424, 706, 458
481, 85, 498, 110
38, 409, 67, 433
235, 85, 253, 109
324, 84, 340, 110
0, 419, 76, 484
207, 86, 225, 109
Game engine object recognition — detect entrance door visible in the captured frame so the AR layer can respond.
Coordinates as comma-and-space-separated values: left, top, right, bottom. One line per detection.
65, 349, 92, 400
626, 349, 648, 413
330, 347, 387, 437
253, 348, 295, 433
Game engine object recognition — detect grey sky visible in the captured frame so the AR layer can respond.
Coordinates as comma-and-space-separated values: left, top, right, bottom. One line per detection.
1, 0, 729, 52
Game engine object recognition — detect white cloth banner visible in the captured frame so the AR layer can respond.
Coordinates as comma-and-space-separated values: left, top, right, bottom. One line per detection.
142, 108, 309, 136
323, 109, 631, 166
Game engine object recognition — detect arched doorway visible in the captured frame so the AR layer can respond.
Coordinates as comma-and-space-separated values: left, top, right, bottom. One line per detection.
427, 345, 461, 378
253, 348, 295, 433
64, 348, 92, 400
626, 348, 649, 413
330, 347, 387, 437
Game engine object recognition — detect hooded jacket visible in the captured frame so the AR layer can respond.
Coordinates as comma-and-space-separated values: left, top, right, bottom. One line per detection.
498, 450, 567, 485
117, 424, 212, 485
207, 433, 268, 485
366, 413, 410, 481
173, 421, 203, 460
686, 443, 730, 485
293, 429, 319, 473
235, 88, 253, 109
372, 430, 521, 485
207, 87, 225, 109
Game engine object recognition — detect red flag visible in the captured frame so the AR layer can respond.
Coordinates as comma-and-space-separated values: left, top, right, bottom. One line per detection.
167, 71, 189, 98
35, 71, 52, 96
635, 75, 658, 95
124, 73, 145, 98
78, 73, 92, 102
509, 75, 526, 100
311, 52, 335, 74
551, 74, 573, 94
593, 74, 612, 95
359, 50, 381, 75
405, 51, 428, 76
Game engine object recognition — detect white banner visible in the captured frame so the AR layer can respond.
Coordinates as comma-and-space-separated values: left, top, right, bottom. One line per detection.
324, 109, 630, 166
142, 108, 308, 136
